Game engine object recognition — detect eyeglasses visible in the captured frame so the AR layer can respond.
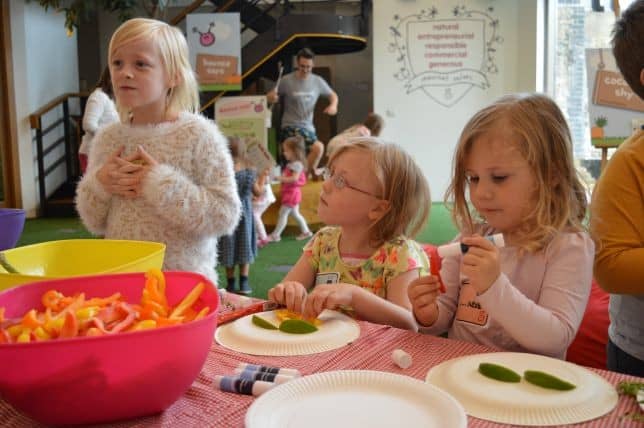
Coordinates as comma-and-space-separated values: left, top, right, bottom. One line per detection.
321, 168, 382, 198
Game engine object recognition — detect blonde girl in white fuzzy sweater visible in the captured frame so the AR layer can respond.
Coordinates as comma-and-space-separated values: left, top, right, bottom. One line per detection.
76, 18, 240, 285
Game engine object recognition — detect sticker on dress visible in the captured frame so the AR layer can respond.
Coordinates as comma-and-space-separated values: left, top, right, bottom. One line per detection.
455, 284, 488, 326
316, 272, 340, 285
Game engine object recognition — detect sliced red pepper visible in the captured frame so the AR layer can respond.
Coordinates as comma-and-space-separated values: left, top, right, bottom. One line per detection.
426, 246, 446, 293
0, 328, 10, 344
105, 303, 136, 333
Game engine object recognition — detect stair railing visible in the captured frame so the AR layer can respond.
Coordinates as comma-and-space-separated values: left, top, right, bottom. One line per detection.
28, 93, 87, 216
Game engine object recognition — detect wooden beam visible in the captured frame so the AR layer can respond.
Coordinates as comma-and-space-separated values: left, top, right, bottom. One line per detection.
0, 1, 22, 207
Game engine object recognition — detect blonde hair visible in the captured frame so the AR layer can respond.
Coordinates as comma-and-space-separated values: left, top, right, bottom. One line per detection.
282, 136, 307, 166
445, 93, 587, 252
108, 18, 199, 120
329, 139, 430, 245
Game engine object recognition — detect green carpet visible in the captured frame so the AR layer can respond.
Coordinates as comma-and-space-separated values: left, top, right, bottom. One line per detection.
16, 203, 457, 299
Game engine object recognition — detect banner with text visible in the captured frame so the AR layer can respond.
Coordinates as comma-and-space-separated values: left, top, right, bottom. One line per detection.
187, 13, 241, 91
215, 96, 274, 172
585, 48, 644, 148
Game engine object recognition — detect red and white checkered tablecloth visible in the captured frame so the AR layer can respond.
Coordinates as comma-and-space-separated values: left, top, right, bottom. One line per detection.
1, 321, 642, 427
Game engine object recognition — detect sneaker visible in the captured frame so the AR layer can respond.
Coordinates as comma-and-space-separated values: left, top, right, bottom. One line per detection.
269, 234, 281, 242
257, 237, 269, 248
296, 231, 313, 241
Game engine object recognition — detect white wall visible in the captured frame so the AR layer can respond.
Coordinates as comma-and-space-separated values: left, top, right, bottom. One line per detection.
10, 0, 79, 216
374, 0, 541, 200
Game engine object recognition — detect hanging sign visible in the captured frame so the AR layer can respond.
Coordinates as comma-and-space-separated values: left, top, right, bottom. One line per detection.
187, 13, 241, 91
215, 96, 274, 172
586, 48, 643, 148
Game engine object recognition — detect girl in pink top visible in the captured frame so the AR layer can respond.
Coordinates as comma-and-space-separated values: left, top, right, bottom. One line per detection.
409, 94, 594, 359
269, 136, 312, 242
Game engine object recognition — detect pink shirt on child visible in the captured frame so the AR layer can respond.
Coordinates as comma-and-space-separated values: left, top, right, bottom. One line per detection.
420, 230, 594, 359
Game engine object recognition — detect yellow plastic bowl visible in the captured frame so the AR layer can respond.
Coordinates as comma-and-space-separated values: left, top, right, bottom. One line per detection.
0, 239, 165, 291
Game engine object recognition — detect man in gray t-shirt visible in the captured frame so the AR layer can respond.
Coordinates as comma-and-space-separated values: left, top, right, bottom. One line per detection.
267, 48, 338, 175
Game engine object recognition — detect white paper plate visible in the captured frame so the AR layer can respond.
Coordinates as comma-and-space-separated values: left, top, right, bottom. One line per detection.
638, 388, 644, 411
426, 352, 618, 426
215, 309, 360, 356
246, 370, 467, 428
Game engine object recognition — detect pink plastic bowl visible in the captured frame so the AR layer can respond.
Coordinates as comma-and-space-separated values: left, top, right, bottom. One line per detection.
0, 271, 219, 426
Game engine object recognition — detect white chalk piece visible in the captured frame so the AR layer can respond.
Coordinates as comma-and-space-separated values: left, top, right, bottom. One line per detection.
437, 233, 505, 258
392, 349, 412, 369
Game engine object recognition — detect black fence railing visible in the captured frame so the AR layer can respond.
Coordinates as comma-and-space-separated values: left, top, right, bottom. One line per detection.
29, 93, 88, 216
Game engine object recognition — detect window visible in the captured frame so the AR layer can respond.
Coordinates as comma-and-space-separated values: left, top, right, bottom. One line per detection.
549, 0, 635, 177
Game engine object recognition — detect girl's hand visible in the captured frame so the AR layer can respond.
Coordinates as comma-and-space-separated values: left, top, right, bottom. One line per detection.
121, 146, 159, 197
460, 235, 501, 295
302, 283, 354, 320
408, 275, 441, 327
97, 147, 143, 198
268, 281, 308, 314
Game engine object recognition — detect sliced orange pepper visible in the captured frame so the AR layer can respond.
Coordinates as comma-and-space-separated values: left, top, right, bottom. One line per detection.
128, 319, 157, 332
0, 328, 10, 343
147, 268, 166, 293
53, 293, 86, 321
59, 311, 79, 338
193, 306, 210, 321
21, 309, 42, 329
83, 293, 121, 308
17, 329, 31, 343
85, 327, 104, 337
0, 269, 210, 344
42, 290, 64, 310
156, 316, 183, 328
143, 301, 167, 317
170, 282, 204, 319
32, 326, 51, 341
7, 324, 24, 338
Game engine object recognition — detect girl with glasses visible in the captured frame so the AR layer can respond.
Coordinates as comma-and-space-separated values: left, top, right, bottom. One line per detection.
268, 139, 430, 330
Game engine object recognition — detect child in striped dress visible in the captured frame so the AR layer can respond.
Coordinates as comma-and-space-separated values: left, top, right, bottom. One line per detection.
218, 137, 262, 295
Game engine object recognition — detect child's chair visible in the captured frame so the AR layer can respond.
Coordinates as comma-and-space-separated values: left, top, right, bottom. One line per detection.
566, 279, 609, 369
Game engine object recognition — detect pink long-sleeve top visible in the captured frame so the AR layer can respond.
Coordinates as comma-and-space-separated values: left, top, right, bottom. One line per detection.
420, 230, 594, 359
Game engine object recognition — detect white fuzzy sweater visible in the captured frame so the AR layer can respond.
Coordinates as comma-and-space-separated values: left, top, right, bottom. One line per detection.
76, 113, 241, 285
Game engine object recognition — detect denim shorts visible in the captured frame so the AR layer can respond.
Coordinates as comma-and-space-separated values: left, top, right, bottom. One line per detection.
280, 126, 317, 148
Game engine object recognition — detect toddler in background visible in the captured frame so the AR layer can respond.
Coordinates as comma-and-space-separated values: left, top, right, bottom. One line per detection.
252, 167, 276, 248
78, 67, 119, 173
326, 112, 384, 157
218, 137, 261, 295
268, 139, 430, 330
409, 93, 593, 358
269, 136, 313, 242
76, 18, 240, 286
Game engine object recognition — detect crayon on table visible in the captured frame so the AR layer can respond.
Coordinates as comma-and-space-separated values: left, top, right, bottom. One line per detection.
236, 363, 301, 378
234, 368, 296, 384
214, 375, 276, 397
